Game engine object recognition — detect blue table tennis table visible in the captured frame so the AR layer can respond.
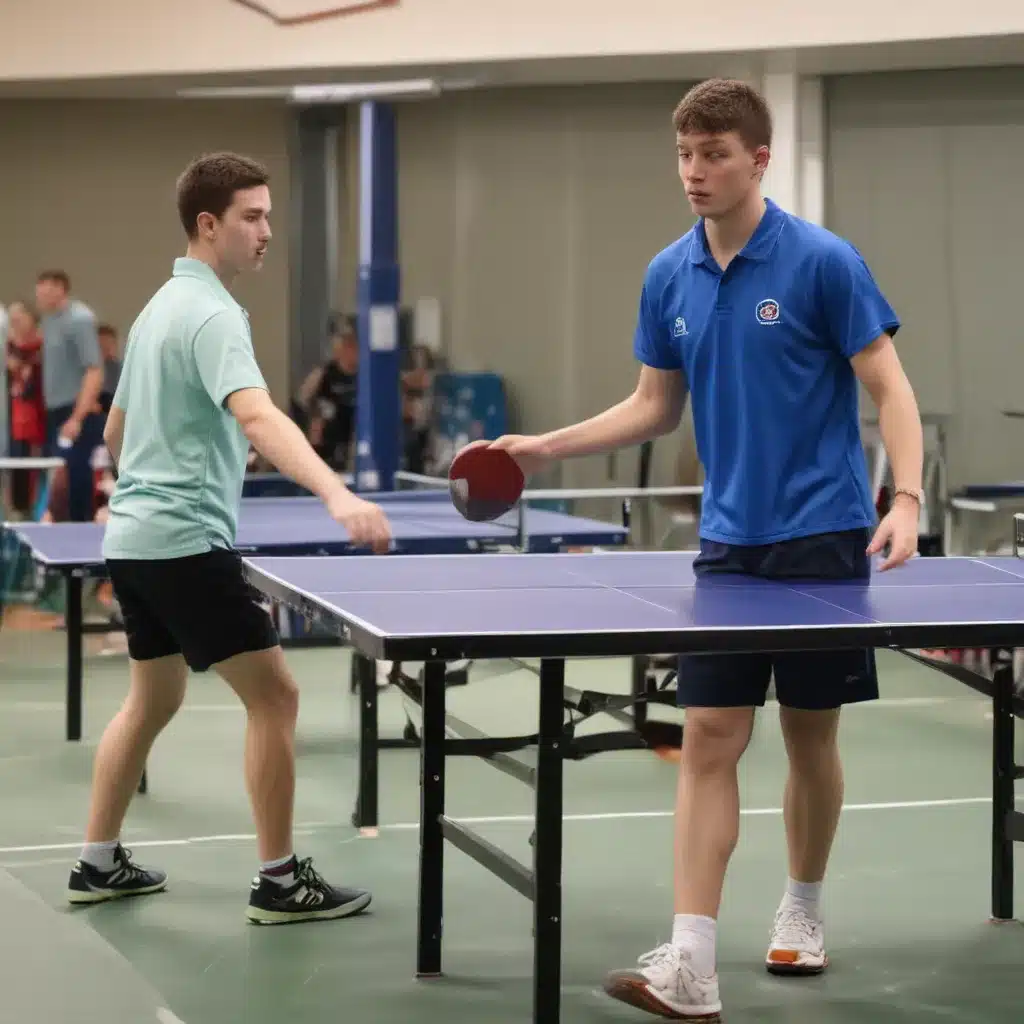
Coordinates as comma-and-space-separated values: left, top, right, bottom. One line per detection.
242, 542, 1024, 1024
4, 490, 626, 764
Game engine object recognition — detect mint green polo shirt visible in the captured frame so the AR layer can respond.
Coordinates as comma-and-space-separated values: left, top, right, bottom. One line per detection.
102, 258, 268, 560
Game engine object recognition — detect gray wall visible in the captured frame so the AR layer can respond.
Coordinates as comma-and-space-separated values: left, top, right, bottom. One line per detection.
0, 98, 293, 403
0, 84, 699, 509
334, 81, 699, 495
826, 66, 1024, 491
15, 72, 1019, 513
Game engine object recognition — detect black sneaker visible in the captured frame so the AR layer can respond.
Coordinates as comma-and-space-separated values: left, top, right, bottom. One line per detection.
66, 845, 168, 904
245, 856, 371, 925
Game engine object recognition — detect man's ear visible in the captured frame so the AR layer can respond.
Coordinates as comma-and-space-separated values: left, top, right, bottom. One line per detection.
196, 211, 217, 239
754, 145, 771, 179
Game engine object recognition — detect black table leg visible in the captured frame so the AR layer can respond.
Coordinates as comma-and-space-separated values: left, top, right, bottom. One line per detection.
65, 571, 83, 742
992, 661, 1016, 921
352, 652, 379, 832
534, 658, 565, 1023
630, 655, 648, 731
416, 659, 447, 977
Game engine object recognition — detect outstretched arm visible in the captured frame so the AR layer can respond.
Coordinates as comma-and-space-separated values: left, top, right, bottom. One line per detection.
539, 365, 687, 459
227, 387, 391, 553
227, 387, 349, 504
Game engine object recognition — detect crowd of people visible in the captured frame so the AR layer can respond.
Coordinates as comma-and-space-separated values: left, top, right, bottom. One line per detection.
288, 313, 436, 478
1, 271, 122, 523
2, 285, 437, 524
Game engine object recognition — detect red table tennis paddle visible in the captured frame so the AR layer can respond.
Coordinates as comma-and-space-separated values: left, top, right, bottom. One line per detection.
448, 445, 525, 522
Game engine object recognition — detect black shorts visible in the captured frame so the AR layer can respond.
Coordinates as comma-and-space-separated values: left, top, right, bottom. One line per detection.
676, 527, 878, 711
106, 547, 279, 672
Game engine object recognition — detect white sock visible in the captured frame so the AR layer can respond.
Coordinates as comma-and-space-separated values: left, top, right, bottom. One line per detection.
671, 914, 717, 976
781, 877, 822, 919
80, 840, 120, 872
260, 853, 296, 887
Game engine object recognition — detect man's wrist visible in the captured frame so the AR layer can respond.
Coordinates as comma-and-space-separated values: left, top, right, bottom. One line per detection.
536, 431, 562, 459
321, 475, 353, 506
892, 487, 922, 506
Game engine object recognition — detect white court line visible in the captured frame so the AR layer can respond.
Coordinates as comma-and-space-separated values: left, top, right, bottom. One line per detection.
8, 702, 241, 714
0, 796, 992, 857
5, 696, 982, 715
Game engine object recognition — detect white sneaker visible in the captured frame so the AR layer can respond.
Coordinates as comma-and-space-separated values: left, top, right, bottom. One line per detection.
604, 942, 722, 1020
765, 904, 828, 975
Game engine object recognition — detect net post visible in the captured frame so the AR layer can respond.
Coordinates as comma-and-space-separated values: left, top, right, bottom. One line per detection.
517, 502, 529, 551
1014, 514, 1024, 557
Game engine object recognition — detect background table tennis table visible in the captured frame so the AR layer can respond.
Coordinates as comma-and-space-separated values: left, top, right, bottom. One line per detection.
4, 489, 627, 747
242, 546, 1024, 1024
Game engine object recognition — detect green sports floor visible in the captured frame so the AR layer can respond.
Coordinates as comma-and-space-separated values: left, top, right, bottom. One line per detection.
0, 625, 1022, 1023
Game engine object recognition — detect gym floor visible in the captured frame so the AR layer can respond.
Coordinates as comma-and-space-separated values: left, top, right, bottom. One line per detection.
0, 626, 1022, 1023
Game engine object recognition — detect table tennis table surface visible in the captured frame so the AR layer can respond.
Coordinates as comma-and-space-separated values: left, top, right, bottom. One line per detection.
243, 550, 1024, 661
959, 482, 1024, 500
7, 490, 627, 567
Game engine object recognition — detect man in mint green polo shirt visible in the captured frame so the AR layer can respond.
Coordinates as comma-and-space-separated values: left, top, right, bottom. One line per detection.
100, 259, 269, 560
65, 151, 392, 927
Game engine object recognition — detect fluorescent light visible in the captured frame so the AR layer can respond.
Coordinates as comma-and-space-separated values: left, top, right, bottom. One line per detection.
291, 78, 440, 102
176, 78, 444, 102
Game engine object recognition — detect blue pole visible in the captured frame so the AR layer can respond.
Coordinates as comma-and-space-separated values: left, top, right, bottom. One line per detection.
355, 99, 401, 492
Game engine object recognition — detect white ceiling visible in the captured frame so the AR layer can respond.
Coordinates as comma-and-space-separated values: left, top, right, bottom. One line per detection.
0, 34, 1022, 100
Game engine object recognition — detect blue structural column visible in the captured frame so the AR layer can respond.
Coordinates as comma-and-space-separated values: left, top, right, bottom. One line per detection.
354, 100, 401, 493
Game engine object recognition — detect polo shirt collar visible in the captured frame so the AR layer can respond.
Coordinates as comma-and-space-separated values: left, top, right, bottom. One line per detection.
688, 197, 786, 266
172, 257, 240, 307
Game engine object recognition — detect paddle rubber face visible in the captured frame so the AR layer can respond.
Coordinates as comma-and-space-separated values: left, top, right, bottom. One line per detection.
448, 446, 525, 522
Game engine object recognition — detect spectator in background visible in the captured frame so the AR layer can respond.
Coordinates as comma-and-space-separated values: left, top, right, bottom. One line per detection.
0, 303, 7, 462
6, 300, 47, 514
35, 269, 104, 521
297, 316, 359, 472
97, 323, 122, 412
401, 342, 435, 474
88, 321, 121, 522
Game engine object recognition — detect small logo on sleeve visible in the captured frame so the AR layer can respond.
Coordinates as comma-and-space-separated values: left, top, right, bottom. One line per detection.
673, 316, 688, 337
756, 299, 780, 325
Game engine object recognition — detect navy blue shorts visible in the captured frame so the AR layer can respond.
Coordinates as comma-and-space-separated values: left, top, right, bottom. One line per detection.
676, 527, 878, 711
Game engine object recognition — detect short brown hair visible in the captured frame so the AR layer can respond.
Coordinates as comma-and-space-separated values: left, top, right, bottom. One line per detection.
673, 79, 772, 151
175, 152, 270, 239
37, 269, 70, 291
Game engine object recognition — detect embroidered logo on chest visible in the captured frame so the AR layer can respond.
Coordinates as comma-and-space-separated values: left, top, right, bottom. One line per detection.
755, 298, 780, 325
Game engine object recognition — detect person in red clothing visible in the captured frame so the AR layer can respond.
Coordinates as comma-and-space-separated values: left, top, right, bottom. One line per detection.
6, 300, 47, 513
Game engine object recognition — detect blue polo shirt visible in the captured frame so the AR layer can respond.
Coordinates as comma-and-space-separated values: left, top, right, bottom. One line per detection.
634, 199, 900, 546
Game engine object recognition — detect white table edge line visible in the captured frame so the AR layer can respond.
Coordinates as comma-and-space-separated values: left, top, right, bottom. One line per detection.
244, 563, 386, 640
296, 619, 1024, 641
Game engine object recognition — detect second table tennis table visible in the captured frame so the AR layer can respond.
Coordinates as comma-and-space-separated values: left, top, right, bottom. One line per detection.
4, 489, 627, 799
242, 537, 1024, 1024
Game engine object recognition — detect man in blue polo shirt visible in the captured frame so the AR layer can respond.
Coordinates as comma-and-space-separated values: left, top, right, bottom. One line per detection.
464, 79, 923, 1018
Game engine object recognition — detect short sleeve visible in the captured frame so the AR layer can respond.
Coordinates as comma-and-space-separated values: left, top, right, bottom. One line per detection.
819, 241, 901, 359
73, 312, 102, 368
192, 310, 268, 407
111, 359, 129, 410
632, 273, 681, 371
